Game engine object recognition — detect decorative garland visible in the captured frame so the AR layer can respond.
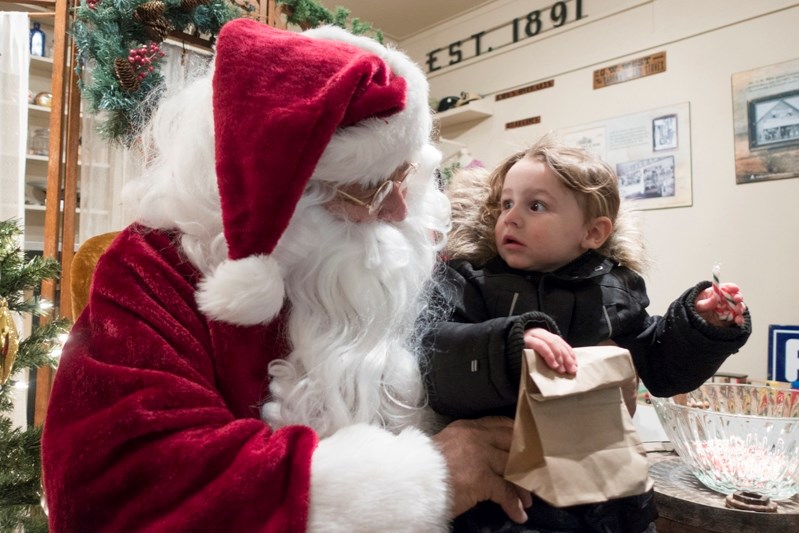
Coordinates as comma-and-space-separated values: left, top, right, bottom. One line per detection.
72, 0, 382, 146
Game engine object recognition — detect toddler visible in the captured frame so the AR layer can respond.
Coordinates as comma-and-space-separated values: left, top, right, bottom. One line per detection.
425, 135, 752, 532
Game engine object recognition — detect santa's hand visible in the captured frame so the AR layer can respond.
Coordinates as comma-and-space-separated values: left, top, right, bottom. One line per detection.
433, 417, 532, 523
524, 327, 577, 374
695, 282, 747, 327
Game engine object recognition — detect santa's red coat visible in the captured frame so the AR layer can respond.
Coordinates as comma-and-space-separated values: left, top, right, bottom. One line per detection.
42, 226, 317, 531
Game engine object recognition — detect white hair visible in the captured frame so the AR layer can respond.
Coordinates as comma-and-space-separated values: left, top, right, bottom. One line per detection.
122, 67, 228, 274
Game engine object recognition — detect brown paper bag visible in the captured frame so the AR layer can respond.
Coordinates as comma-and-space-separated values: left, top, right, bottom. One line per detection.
504, 345, 652, 507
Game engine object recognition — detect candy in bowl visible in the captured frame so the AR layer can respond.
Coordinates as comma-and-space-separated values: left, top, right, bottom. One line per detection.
650, 382, 799, 501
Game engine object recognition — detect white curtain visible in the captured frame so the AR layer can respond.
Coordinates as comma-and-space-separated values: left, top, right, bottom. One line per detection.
78, 40, 212, 240
0, 12, 29, 224
0, 12, 30, 429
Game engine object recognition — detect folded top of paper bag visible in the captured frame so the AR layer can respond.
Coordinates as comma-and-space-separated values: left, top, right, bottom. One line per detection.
528, 345, 635, 400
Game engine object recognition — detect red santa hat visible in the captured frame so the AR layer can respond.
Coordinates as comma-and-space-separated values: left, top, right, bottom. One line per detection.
196, 18, 434, 325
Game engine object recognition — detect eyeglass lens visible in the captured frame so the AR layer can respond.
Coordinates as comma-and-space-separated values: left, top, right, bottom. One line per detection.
368, 180, 396, 214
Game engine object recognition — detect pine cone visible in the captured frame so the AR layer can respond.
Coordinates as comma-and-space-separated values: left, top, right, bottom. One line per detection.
114, 58, 141, 92
180, 0, 211, 12
134, 0, 166, 22
145, 18, 175, 41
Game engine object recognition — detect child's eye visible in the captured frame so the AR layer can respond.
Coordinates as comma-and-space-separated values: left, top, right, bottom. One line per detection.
501, 199, 513, 210
530, 201, 547, 212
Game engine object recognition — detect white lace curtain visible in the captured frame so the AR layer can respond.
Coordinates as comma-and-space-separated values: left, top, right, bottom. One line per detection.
79, 41, 212, 240
0, 12, 29, 224
0, 11, 30, 429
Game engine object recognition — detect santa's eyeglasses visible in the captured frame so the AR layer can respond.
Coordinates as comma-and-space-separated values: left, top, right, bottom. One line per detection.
332, 162, 418, 214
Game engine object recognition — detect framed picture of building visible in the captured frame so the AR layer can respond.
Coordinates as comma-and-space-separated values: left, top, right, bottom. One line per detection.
747, 89, 799, 150
732, 58, 799, 184
558, 102, 691, 210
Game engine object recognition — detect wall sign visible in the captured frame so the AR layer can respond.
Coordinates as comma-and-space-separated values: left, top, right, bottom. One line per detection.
768, 324, 799, 383
593, 52, 666, 89
506, 116, 541, 129
496, 79, 555, 101
426, 0, 585, 74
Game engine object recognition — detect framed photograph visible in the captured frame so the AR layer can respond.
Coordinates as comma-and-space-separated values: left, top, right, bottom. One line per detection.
616, 155, 675, 199
559, 102, 691, 210
652, 114, 678, 151
732, 58, 799, 184
747, 89, 799, 150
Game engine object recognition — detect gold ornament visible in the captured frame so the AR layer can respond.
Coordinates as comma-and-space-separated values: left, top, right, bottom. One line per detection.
0, 298, 20, 385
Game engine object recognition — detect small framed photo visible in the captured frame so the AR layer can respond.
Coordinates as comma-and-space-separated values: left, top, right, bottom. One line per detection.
652, 114, 678, 151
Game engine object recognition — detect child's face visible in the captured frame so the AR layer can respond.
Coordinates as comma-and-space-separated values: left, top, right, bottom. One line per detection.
494, 156, 592, 272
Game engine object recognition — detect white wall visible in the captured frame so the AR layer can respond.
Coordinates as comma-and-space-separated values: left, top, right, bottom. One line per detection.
401, 0, 799, 380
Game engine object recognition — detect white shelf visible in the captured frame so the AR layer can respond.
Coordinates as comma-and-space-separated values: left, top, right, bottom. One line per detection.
29, 55, 53, 76
28, 103, 51, 116
26, 205, 98, 214
435, 99, 492, 129
24, 155, 109, 169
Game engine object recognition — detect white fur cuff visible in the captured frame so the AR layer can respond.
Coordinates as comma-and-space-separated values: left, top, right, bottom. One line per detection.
309, 424, 450, 532
196, 255, 284, 325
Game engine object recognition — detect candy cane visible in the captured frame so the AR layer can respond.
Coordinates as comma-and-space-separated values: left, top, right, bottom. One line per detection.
712, 263, 737, 321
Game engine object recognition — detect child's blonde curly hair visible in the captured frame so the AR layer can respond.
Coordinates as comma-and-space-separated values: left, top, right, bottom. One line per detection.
446, 134, 650, 274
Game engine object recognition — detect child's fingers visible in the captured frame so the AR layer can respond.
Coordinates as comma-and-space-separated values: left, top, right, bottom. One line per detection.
526, 337, 561, 371
524, 329, 575, 374
694, 287, 718, 313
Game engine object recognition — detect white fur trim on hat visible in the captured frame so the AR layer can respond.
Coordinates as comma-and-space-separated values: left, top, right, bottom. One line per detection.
308, 423, 451, 532
303, 25, 433, 188
196, 255, 284, 325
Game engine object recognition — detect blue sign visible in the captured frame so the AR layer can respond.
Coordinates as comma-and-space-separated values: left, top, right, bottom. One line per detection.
768, 325, 799, 382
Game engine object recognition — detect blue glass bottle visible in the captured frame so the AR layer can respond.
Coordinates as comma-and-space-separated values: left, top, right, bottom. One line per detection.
30, 22, 45, 57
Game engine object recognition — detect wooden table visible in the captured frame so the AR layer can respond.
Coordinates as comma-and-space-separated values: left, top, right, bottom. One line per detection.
647, 450, 799, 532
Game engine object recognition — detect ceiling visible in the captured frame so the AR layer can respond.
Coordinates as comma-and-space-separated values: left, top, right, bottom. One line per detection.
316, 0, 492, 42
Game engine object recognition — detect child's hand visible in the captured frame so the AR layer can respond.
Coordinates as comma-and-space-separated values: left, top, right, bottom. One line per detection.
523, 328, 577, 374
695, 282, 747, 327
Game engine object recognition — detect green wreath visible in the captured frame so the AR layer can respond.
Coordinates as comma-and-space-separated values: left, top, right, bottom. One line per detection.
72, 0, 382, 146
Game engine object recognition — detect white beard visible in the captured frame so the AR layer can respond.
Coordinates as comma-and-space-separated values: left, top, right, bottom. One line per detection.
261, 182, 449, 438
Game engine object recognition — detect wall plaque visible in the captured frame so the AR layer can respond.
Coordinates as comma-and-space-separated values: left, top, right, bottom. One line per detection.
593, 52, 666, 89
496, 80, 555, 101
506, 116, 541, 129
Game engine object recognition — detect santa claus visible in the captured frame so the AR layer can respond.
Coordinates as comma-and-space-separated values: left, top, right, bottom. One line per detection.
42, 18, 529, 532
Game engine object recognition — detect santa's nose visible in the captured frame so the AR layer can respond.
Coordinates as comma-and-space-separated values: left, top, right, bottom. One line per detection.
376, 182, 408, 222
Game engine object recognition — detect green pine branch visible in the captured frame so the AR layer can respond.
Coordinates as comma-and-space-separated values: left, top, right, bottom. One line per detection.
71, 0, 242, 145
0, 219, 70, 532
276, 0, 383, 42
72, 0, 384, 145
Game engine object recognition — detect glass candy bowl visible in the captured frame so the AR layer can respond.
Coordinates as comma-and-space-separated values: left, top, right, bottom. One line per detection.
651, 383, 799, 500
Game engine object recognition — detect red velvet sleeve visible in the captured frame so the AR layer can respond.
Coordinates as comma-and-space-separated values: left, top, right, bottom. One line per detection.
42, 227, 317, 532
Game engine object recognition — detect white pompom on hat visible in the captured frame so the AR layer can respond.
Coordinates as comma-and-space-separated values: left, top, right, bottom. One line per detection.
196, 19, 433, 325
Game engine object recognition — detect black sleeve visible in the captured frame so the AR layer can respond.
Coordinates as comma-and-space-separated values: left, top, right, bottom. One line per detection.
422, 264, 558, 418
616, 280, 752, 397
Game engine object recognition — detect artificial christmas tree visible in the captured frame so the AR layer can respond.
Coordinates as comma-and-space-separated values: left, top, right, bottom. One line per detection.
0, 219, 70, 532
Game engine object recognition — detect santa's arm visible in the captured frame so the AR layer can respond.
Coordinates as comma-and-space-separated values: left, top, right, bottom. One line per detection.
42, 229, 451, 532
